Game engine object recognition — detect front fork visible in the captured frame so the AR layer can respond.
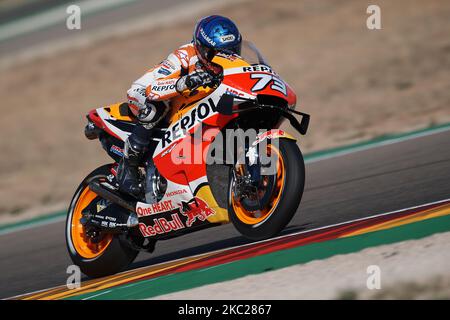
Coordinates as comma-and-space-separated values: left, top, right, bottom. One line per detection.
232, 134, 264, 208
232, 132, 289, 211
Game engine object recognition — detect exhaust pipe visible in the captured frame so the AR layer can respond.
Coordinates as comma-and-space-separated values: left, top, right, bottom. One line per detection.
89, 181, 136, 212
88, 181, 139, 228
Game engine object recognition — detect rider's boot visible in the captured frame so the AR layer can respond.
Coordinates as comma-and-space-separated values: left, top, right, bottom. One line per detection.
117, 127, 151, 197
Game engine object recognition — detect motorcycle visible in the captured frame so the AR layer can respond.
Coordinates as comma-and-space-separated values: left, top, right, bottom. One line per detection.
65, 41, 310, 278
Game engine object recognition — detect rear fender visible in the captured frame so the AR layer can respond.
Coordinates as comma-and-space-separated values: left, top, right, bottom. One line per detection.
87, 104, 135, 142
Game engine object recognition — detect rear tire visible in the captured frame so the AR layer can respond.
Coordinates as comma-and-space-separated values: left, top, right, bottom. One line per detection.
228, 139, 305, 240
65, 164, 139, 278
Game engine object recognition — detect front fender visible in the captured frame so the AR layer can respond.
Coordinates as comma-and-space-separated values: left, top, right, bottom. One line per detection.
252, 129, 296, 147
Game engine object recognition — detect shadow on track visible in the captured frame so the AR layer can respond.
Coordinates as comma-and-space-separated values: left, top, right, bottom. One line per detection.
127, 223, 312, 271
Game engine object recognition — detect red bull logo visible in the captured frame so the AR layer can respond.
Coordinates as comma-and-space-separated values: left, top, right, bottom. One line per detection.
180, 197, 215, 227
138, 213, 185, 237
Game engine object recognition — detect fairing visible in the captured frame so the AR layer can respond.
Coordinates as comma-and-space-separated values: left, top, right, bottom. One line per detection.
86, 46, 302, 238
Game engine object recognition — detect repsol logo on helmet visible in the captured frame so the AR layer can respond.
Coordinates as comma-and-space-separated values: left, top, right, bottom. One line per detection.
162, 98, 217, 148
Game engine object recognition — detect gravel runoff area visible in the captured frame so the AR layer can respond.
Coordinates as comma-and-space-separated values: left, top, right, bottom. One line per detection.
151, 231, 450, 300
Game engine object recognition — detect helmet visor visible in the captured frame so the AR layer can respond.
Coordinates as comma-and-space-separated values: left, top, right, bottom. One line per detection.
196, 41, 217, 62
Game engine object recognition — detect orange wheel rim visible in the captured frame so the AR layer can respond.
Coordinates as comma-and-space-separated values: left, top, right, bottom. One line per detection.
232, 144, 285, 225
71, 186, 112, 259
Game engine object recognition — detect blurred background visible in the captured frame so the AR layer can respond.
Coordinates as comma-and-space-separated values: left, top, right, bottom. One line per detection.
0, 0, 449, 222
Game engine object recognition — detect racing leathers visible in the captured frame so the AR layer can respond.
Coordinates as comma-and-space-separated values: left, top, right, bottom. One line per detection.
118, 43, 214, 197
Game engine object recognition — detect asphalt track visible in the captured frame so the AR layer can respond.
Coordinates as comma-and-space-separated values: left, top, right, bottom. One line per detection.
1, 128, 449, 299
0, 0, 195, 57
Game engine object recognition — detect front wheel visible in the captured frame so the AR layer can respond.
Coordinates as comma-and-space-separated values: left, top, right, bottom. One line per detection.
65, 164, 139, 278
228, 139, 305, 240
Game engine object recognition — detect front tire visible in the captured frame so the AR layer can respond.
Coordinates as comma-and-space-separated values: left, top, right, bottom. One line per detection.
65, 164, 139, 278
228, 139, 305, 240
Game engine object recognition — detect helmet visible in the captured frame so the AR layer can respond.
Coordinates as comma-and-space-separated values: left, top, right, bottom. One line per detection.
193, 15, 242, 72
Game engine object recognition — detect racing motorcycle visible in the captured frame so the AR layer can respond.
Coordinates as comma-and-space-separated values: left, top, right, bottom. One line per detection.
65, 41, 310, 277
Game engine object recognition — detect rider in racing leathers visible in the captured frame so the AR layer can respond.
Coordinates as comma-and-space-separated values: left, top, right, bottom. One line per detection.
118, 15, 242, 197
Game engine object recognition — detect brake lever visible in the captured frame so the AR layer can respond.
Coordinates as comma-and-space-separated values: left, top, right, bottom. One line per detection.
206, 75, 221, 89
190, 74, 221, 94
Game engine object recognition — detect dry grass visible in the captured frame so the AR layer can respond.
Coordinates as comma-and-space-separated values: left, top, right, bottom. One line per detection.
338, 275, 450, 300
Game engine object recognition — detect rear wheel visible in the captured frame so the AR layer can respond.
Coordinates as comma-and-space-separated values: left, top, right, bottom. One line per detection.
65, 165, 139, 278
228, 139, 305, 240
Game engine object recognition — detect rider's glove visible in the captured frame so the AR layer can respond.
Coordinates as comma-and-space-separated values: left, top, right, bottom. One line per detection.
176, 70, 213, 93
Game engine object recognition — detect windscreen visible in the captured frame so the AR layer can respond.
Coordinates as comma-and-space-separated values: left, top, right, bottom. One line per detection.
239, 40, 270, 66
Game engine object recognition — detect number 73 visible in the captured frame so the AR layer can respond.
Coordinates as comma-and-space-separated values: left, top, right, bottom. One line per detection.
250, 73, 287, 96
